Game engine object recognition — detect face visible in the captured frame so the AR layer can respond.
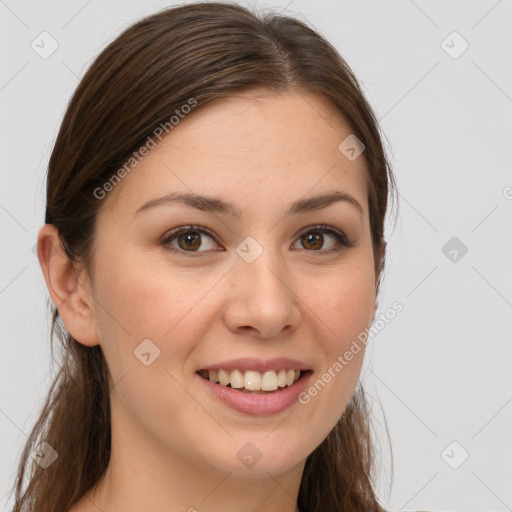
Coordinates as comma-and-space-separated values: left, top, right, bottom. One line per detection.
84, 89, 376, 481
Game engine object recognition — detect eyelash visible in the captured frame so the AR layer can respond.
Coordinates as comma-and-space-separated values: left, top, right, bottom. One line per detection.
161, 224, 353, 258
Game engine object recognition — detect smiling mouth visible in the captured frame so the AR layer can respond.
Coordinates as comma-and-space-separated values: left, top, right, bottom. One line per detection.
196, 368, 312, 394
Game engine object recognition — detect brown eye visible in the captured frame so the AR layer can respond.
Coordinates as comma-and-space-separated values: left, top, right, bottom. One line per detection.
176, 231, 202, 251
162, 226, 218, 256
292, 225, 352, 253
300, 232, 324, 250
162, 224, 352, 258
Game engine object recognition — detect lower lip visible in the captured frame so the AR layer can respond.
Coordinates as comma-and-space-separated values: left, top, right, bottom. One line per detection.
197, 371, 313, 416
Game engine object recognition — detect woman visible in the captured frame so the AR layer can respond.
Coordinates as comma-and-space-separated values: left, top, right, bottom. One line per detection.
11, 2, 396, 511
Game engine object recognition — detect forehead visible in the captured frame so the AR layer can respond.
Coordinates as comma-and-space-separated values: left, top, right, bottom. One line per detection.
100, 90, 369, 219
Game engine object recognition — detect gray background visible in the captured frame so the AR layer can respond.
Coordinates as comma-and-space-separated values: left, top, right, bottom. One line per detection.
1, 0, 511, 511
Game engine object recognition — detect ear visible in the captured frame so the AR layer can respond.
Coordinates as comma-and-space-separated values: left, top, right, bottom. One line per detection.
37, 224, 100, 347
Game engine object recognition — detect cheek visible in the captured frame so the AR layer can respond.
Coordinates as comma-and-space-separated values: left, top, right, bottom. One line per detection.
93, 247, 200, 338
300, 258, 375, 414
306, 258, 376, 347
90, 248, 199, 389
93, 239, 376, 362
291, 259, 375, 464
329, 276, 375, 343
91, 250, 205, 422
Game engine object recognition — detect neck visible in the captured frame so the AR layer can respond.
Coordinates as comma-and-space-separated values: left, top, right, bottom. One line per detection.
77, 396, 305, 512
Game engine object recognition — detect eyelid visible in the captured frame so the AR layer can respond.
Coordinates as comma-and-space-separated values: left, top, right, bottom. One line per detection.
161, 224, 220, 251
161, 223, 353, 257
295, 224, 351, 245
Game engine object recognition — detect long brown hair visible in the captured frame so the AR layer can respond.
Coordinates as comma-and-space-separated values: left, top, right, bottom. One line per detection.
11, 2, 396, 510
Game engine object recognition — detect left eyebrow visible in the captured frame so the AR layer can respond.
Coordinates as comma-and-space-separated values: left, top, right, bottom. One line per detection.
134, 191, 364, 218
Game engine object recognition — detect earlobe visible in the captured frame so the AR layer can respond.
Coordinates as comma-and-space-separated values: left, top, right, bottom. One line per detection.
37, 224, 100, 347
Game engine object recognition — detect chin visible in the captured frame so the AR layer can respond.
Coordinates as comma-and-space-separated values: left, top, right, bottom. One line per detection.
199, 433, 312, 478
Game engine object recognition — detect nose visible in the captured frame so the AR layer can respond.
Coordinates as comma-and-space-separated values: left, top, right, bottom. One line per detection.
223, 247, 301, 339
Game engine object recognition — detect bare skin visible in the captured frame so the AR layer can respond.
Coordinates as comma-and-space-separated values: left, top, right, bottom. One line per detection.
38, 89, 377, 512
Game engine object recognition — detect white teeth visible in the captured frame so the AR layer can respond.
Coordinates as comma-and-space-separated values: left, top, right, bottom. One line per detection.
261, 370, 278, 391
277, 369, 287, 387
244, 370, 261, 391
218, 369, 230, 386
201, 368, 304, 391
230, 369, 244, 388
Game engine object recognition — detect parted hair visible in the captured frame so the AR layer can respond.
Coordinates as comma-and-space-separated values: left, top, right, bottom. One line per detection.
12, 3, 395, 511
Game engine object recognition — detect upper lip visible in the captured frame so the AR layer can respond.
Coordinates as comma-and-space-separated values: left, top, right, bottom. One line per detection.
197, 357, 312, 373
